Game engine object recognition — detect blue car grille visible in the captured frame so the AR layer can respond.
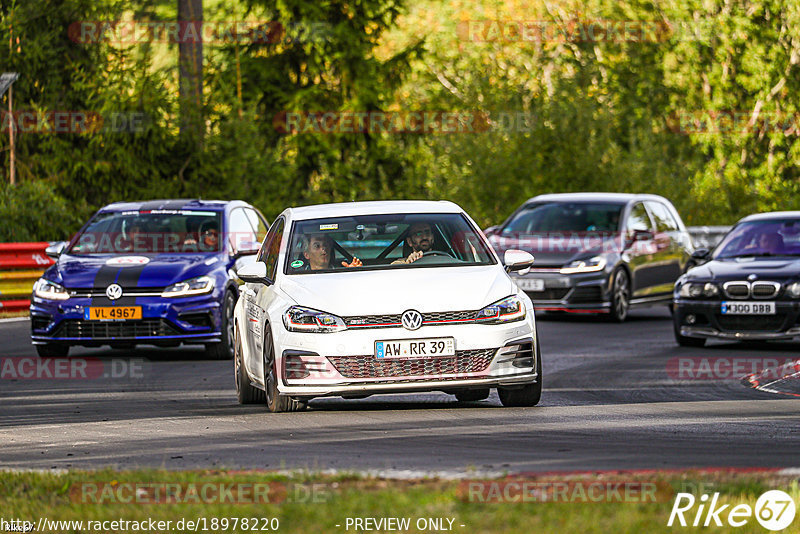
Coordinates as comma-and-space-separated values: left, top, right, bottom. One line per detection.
51, 319, 181, 339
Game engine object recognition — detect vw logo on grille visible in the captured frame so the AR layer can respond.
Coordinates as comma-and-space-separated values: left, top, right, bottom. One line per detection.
401, 310, 423, 331
105, 284, 123, 300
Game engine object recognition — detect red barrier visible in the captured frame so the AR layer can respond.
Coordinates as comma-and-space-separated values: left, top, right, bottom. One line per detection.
0, 299, 31, 311
0, 242, 54, 313
0, 242, 54, 269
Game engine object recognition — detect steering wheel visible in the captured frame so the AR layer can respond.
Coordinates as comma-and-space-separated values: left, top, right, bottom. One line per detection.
421, 250, 453, 258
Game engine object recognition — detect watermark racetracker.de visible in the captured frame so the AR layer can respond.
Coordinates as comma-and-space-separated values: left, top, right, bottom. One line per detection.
666, 356, 800, 381
72, 481, 335, 504
0, 111, 150, 134
0, 357, 146, 381
68, 21, 331, 45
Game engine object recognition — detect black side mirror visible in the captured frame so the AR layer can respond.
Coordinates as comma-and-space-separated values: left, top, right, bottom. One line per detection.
691, 248, 710, 260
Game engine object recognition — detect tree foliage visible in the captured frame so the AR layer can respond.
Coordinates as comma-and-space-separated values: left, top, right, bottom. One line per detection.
1, 0, 800, 239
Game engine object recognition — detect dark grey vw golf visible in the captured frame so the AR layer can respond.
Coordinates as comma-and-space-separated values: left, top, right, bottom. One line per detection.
486, 193, 695, 321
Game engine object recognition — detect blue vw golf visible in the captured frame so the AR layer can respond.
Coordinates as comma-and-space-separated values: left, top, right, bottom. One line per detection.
30, 199, 268, 358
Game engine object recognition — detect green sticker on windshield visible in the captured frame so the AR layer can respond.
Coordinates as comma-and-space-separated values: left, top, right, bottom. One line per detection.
291, 260, 304, 268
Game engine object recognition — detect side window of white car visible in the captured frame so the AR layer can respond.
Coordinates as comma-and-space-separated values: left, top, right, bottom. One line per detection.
264, 219, 284, 281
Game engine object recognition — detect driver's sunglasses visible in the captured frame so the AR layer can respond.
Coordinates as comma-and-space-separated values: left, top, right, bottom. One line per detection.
203, 230, 219, 238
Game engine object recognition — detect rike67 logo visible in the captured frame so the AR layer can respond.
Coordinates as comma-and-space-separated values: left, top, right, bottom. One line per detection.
668, 490, 796, 531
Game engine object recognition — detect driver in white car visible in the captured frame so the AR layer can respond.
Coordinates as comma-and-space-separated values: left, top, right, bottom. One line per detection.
393, 222, 435, 264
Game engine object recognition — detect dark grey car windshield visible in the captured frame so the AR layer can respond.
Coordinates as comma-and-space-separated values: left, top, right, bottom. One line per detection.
502, 202, 624, 234
714, 220, 800, 259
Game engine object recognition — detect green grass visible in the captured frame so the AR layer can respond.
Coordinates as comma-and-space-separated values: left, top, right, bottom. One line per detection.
1, 470, 798, 533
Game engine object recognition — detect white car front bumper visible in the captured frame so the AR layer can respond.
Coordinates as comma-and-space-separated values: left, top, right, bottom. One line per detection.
273, 318, 538, 398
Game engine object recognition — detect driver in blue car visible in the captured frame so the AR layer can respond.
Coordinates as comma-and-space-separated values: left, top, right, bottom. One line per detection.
393, 222, 435, 264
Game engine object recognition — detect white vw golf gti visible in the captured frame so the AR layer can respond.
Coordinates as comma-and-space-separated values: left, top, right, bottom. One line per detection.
233, 201, 541, 412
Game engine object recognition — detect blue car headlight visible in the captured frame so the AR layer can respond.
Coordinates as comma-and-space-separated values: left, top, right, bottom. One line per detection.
476, 295, 525, 324
33, 278, 70, 301
161, 276, 215, 298
282, 306, 347, 333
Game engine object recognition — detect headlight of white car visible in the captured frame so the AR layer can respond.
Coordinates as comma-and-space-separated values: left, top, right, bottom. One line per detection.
475, 296, 525, 324
283, 306, 347, 333
33, 278, 70, 301
161, 276, 215, 298
678, 282, 719, 298
560, 255, 607, 274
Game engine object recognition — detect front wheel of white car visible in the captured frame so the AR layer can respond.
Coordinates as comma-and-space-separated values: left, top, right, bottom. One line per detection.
263, 325, 307, 413
498, 338, 542, 407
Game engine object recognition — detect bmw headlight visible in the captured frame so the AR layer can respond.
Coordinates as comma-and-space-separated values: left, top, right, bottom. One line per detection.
283, 306, 347, 333
33, 278, 70, 301
161, 276, 215, 298
678, 282, 719, 298
786, 282, 800, 298
560, 255, 607, 274
476, 296, 525, 324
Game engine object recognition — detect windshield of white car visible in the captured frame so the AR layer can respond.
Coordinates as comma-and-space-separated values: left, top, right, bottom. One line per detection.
714, 219, 800, 259
285, 213, 496, 273
501, 202, 625, 234
67, 210, 224, 254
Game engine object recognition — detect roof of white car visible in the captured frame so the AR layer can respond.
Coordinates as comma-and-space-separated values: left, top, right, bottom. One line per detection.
287, 200, 464, 220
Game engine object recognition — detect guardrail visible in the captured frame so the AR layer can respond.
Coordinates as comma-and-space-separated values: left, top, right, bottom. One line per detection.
0, 243, 54, 312
687, 226, 732, 249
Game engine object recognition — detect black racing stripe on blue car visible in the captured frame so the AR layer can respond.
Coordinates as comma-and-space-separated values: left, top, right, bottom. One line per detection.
114, 264, 147, 305
90, 263, 148, 306
90, 265, 120, 306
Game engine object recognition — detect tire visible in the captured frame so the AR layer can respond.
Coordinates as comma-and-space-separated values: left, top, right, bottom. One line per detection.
35, 344, 69, 358
609, 268, 631, 322
263, 325, 306, 413
454, 389, 490, 402
205, 289, 236, 360
234, 327, 263, 404
498, 337, 542, 407
673, 316, 706, 347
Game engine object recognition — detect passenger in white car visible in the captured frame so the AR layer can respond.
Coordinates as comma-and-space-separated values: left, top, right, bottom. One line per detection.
302, 234, 362, 270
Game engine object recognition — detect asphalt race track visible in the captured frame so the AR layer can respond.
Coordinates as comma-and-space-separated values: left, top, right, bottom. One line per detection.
2, 309, 800, 473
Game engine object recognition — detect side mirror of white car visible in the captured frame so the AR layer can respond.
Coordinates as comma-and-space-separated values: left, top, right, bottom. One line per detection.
237, 261, 270, 284
504, 249, 534, 276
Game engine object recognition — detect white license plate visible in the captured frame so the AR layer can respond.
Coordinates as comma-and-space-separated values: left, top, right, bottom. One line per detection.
375, 337, 455, 359
516, 278, 545, 292
721, 301, 776, 315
